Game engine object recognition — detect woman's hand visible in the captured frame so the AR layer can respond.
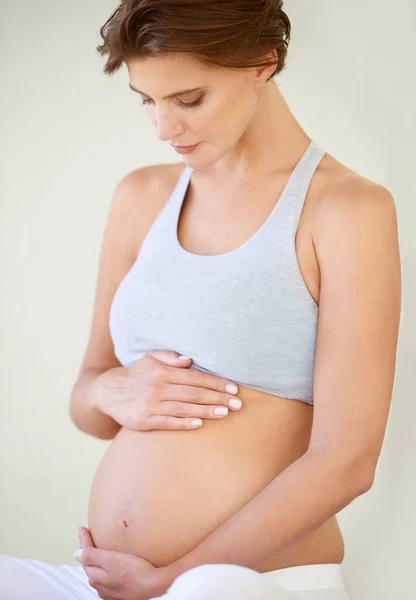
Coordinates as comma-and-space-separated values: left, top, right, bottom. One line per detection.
75, 527, 166, 600
91, 350, 242, 432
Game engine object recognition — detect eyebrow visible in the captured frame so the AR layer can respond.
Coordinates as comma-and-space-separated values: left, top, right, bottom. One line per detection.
128, 82, 205, 99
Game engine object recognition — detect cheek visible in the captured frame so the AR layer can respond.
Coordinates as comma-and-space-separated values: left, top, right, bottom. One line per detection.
183, 92, 253, 145
196, 100, 240, 139
215, 99, 252, 140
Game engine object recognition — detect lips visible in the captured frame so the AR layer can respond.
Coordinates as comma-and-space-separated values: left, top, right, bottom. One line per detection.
170, 142, 200, 154
172, 143, 197, 149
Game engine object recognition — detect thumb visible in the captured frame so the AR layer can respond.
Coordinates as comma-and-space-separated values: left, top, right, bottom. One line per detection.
148, 350, 192, 366
78, 526, 95, 548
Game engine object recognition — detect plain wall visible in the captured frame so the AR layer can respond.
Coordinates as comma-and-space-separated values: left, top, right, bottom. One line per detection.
1, 1, 415, 599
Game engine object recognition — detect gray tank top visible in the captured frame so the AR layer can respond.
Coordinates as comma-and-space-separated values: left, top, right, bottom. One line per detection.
109, 139, 326, 404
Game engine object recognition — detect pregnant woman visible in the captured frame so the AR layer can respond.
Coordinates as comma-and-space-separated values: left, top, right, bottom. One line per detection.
0, 1, 401, 599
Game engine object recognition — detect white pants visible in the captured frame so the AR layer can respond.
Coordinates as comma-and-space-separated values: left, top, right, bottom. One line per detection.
0, 555, 352, 600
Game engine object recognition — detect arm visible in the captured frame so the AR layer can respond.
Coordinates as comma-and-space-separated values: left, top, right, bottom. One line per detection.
156, 182, 402, 589
69, 368, 121, 440
69, 167, 160, 440
157, 450, 370, 588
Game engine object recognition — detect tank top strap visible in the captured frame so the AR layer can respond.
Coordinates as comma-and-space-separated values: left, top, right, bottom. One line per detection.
169, 165, 194, 211
169, 166, 193, 216
291, 140, 326, 238
152, 164, 194, 232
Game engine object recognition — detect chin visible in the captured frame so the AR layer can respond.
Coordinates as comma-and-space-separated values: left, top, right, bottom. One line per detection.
181, 155, 213, 171
184, 149, 229, 171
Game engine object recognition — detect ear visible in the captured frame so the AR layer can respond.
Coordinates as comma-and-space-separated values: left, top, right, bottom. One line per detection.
254, 49, 279, 84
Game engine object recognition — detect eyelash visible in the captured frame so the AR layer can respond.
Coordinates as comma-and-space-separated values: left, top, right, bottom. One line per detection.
140, 97, 204, 110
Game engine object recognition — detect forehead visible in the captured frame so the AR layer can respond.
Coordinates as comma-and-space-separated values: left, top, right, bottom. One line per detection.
126, 53, 237, 96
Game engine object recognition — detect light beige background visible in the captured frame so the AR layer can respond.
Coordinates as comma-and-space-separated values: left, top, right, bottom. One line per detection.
1, 1, 414, 599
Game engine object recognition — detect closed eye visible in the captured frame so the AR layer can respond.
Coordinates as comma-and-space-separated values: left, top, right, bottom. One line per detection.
141, 97, 204, 110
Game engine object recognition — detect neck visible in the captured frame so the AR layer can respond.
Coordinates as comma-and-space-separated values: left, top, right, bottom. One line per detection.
209, 82, 311, 186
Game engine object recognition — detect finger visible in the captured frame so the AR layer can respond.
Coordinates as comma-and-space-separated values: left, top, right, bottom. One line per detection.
83, 565, 109, 588
78, 526, 95, 548
145, 414, 204, 430
75, 547, 108, 570
156, 383, 242, 411
166, 366, 239, 396
155, 400, 230, 420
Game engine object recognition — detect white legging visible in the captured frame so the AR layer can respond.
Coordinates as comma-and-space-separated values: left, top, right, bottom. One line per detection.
0, 555, 352, 600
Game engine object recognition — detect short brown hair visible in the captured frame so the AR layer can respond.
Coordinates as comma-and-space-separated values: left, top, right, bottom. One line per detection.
96, 0, 291, 81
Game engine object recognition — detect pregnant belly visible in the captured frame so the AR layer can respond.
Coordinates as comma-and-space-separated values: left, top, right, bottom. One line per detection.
88, 390, 342, 569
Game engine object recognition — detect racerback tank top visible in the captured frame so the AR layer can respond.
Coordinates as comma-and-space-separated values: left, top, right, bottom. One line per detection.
109, 139, 326, 404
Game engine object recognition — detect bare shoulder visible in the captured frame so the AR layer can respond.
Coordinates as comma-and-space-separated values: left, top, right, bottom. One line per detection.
125, 161, 185, 189
115, 162, 186, 253
316, 151, 396, 209
117, 161, 185, 210
311, 153, 398, 256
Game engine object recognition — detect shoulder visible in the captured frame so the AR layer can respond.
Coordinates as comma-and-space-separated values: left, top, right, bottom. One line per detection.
311, 155, 398, 260
103, 162, 186, 258
110, 161, 186, 231
114, 162, 186, 206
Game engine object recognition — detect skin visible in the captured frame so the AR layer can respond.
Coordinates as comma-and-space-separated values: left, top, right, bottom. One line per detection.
126, 50, 313, 184
76, 50, 401, 598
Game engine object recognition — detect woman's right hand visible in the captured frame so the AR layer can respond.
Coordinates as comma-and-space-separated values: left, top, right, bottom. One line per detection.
92, 350, 242, 432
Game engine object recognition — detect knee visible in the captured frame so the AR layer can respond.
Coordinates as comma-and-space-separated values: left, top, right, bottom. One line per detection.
165, 563, 295, 599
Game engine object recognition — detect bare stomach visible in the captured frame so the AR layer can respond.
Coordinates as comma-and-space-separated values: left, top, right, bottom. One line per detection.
88, 386, 345, 572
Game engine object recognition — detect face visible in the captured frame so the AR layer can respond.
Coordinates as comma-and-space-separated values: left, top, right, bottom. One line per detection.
126, 52, 272, 168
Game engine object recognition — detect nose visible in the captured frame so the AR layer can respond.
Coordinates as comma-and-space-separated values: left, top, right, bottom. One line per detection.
155, 106, 183, 142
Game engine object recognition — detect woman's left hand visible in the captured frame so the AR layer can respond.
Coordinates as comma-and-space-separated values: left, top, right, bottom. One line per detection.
75, 527, 165, 600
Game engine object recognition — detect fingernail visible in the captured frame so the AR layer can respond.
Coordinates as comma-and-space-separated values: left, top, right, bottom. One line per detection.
179, 356, 191, 360
73, 549, 84, 560
226, 384, 238, 394
229, 398, 242, 409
